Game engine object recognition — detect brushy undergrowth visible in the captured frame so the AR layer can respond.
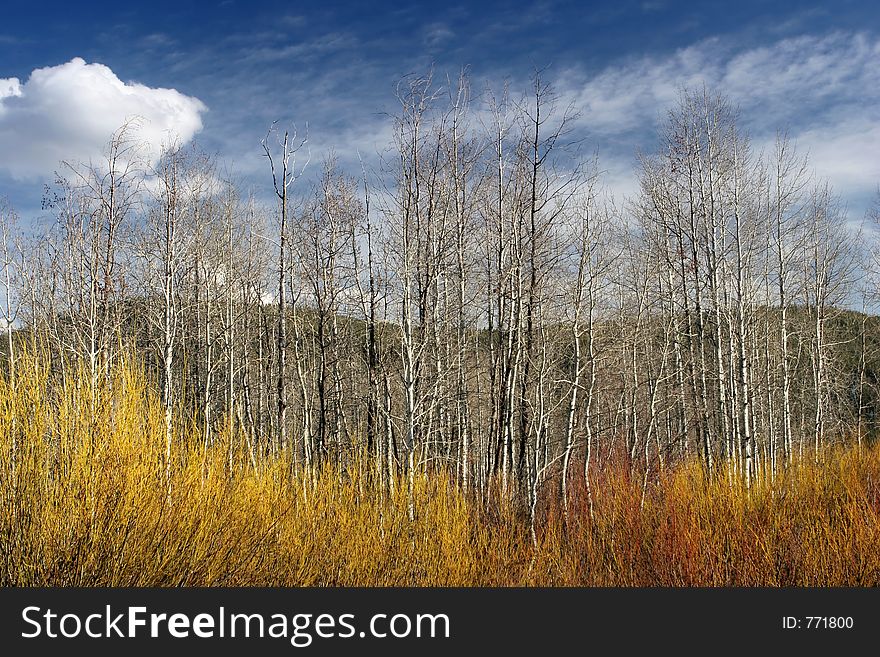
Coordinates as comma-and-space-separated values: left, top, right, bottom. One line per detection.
1, 354, 878, 586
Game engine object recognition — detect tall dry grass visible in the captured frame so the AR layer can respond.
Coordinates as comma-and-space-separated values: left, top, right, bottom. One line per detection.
1, 353, 878, 586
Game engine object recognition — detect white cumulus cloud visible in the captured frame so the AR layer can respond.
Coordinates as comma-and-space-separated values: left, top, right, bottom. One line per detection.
0, 57, 207, 179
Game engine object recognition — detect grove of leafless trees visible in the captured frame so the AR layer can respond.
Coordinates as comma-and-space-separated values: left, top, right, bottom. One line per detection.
2, 75, 878, 531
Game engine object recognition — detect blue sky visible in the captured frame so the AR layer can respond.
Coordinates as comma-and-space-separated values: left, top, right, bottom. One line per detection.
1, 0, 878, 218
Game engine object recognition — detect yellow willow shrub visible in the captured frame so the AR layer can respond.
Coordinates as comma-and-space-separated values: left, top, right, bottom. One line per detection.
1, 352, 879, 586
0, 352, 51, 584
0, 354, 490, 586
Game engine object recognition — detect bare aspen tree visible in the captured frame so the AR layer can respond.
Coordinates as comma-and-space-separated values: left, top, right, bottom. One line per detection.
481, 81, 515, 495
387, 73, 440, 521
0, 198, 22, 481
47, 121, 145, 411
768, 134, 810, 466
561, 183, 609, 516
239, 200, 272, 466
349, 156, 386, 484
442, 71, 483, 493
298, 158, 362, 464
262, 124, 309, 457
0, 199, 21, 384
140, 141, 195, 487
801, 185, 853, 458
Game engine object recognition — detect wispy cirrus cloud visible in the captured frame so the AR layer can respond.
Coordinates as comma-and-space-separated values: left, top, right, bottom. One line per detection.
558, 31, 880, 209
239, 31, 358, 65
423, 23, 455, 48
